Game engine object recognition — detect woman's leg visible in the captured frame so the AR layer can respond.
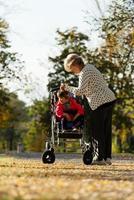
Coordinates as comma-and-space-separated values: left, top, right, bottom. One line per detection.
104, 104, 114, 160
92, 103, 115, 161
83, 97, 92, 143
90, 107, 106, 160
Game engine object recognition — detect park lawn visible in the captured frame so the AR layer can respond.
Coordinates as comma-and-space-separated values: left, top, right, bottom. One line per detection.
0, 155, 134, 200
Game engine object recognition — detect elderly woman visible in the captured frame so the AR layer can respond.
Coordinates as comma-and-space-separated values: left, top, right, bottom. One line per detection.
61, 53, 116, 165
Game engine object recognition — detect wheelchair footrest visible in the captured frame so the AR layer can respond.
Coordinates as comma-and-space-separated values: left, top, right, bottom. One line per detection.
58, 131, 82, 139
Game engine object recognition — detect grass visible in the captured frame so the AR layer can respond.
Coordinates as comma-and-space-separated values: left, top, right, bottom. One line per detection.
0, 153, 134, 200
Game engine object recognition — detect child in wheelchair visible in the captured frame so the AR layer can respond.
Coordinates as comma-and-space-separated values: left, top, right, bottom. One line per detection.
55, 90, 84, 131
42, 88, 93, 165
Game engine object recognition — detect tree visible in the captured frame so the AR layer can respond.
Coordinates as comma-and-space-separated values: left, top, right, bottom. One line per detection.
47, 0, 134, 152
0, 18, 23, 81
24, 98, 50, 151
0, 90, 28, 151
0, 17, 25, 112
88, 0, 134, 152
47, 27, 90, 91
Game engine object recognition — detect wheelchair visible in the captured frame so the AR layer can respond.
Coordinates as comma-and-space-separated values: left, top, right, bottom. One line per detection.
42, 87, 93, 165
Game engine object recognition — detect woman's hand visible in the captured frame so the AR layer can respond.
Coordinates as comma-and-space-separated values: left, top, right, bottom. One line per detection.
60, 83, 68, 91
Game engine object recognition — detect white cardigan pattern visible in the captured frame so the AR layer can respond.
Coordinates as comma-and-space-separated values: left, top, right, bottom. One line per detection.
66, 64, 116, 110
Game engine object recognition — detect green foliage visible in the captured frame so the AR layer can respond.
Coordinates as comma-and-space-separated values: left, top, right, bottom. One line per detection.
95, 0, 134, 152
47, 0, 134, 153
0, 18, 10, 48
0, 88, 28, 151
0, 17, 26, 129
0, 85, 9, 109
24, 98, 50, 151
0, 18, 23, 80
47, 27, 90, 90
0, 17, 30, 151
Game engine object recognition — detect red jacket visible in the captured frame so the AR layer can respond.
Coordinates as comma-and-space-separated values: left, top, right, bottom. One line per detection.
55, 97, 84, 119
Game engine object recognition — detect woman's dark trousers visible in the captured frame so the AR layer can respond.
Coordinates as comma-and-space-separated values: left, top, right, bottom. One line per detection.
83, 98, 115, 160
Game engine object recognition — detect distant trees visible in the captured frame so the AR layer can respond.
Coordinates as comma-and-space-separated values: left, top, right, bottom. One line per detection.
0, 17, 28, 151
91, 0, 134, 152
47, 28, 90, 90
1, 1, 133, 153
0, 90, 28, 151
23, 99, 50, 151
0, 18, 23, 81
0, 17, 24, 109
47, 0, 134, 152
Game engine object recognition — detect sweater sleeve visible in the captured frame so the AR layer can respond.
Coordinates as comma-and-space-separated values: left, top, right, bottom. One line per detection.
66, 70, 90, 96
55, 103, 63, 118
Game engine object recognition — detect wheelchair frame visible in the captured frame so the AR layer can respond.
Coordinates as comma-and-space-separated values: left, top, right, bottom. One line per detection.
42, 87, 93, 165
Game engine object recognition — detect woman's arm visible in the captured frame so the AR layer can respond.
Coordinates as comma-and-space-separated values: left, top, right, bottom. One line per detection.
61, 70, 90, 96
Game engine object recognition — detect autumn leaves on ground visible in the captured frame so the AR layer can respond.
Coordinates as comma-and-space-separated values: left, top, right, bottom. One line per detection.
0, 153, 134, 200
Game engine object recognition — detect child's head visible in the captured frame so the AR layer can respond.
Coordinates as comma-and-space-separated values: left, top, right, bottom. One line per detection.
57, 90, 69, 104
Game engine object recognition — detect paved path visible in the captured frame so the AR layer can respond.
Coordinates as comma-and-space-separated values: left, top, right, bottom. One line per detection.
4, 151, 134, 163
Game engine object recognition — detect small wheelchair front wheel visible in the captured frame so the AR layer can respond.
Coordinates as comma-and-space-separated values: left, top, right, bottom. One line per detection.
42, 150, 55, 164
83, 149, 93, 165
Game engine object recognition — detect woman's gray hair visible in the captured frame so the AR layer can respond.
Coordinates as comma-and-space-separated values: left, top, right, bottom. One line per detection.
64, 53, 84, 72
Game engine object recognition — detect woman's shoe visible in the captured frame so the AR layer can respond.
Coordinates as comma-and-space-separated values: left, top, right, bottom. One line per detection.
92, 159, 107, 165
105, 158, 112, 165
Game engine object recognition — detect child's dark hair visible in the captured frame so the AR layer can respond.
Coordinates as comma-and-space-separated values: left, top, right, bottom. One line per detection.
57, 90, 69, 98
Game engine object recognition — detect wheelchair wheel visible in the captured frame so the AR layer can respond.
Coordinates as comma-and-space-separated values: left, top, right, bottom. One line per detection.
42, 150, 55, 164
83, 149, 93, 165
